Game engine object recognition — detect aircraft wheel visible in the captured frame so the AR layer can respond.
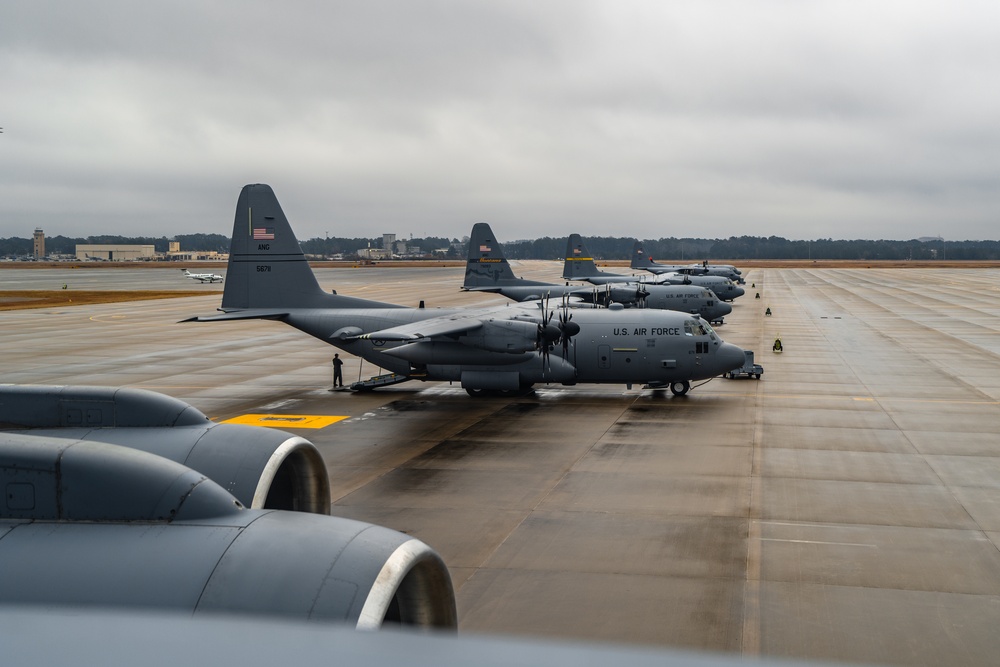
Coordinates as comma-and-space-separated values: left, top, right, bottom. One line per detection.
465, 387, 487, 397
754, 374, 760, 379
670, 380, 690, 396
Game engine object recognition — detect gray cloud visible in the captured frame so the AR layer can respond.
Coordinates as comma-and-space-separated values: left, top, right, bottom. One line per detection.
2, 1, 999, 242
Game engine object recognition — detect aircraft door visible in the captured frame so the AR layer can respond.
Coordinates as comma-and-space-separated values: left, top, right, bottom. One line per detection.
685, 319, 712, 368
693, 340, 708, 367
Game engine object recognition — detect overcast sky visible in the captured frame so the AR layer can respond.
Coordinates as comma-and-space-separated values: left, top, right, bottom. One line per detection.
2, 1, 999, 242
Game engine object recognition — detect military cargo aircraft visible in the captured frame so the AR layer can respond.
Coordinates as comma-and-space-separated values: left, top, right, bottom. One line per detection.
464, 222, 732, 323
186, 185, 745, 396
631, 243, 743, 283
0, 384, 456, 630
564, 235, 746, 302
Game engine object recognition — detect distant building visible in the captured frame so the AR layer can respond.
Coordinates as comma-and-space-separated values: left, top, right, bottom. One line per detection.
165, 250, 227, 261
33, 228, 45, 258
161, 239, 224, 261
356, 247, 392, 260
76, 244, 156, 261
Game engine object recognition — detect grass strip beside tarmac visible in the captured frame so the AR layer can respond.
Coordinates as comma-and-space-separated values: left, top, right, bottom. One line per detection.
0, 290, 220, 311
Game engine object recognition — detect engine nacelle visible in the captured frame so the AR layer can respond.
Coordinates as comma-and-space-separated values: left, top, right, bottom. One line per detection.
606, 286, 643, 305
0, 385, 329, 514
0, 421, 456, 630
457, 318, 540, 353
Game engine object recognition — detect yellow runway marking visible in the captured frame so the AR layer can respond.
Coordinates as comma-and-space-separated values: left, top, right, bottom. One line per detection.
221, 414, 348, 429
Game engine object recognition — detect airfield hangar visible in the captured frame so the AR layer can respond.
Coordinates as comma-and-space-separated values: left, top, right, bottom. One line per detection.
75, 244, 156, 262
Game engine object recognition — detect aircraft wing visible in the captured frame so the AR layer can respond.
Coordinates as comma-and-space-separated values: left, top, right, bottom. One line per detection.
352, 302, 548, 343
353, 314, 487, 341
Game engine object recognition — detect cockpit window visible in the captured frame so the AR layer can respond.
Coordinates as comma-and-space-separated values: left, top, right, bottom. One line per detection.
684, 320, 712, 336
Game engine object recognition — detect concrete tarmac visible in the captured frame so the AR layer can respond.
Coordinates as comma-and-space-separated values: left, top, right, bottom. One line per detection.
4, 263, 1000, 666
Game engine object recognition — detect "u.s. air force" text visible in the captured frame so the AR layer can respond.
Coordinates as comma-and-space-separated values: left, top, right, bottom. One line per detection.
614, 327, 681, 336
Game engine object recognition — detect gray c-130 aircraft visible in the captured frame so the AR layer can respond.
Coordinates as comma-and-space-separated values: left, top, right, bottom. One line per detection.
564, 235, 746, 302
463, 222, 732, 323
186, 185, 745, 396
631, 242, 743, 283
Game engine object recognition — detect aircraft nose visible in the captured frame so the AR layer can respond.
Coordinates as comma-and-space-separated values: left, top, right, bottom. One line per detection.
717, 342, 745, 371
732, 286, 745, 298
718, 302, 733, 316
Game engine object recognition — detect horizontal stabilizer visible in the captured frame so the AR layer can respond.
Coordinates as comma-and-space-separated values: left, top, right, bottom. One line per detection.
180, 309, 289, 323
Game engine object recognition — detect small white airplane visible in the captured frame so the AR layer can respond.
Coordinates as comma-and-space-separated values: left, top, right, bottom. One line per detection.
182, 269, 224, 283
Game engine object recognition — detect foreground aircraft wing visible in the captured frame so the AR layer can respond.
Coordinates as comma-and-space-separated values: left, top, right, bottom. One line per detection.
3, 608, 826, 667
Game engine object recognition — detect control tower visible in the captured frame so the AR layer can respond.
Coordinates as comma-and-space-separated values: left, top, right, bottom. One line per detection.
33, 228, 45, 258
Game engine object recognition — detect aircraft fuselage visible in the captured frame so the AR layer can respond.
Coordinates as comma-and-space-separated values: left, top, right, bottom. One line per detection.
283, 306, 744, 387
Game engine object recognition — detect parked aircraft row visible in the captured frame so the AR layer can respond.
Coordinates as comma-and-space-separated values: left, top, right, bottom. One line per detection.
187, 184, 747, 396
631, 244, 744, 283
463, 223, 734, 324
564, 235, 746, 301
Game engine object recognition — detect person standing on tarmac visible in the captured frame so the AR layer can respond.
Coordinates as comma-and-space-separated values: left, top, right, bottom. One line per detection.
333, 354, 344, 388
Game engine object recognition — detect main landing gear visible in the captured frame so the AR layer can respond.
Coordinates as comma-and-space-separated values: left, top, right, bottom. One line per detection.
669, 380, 690, 396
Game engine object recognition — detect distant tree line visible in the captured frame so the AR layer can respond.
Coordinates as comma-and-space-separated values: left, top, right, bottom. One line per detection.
2, 232, 998, 261
498, 235, 1000, 261
298, 235, 458, 257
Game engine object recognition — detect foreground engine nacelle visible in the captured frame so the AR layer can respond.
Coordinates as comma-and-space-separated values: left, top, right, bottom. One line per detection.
0, 387, 456, 630
0, 385, 329, 514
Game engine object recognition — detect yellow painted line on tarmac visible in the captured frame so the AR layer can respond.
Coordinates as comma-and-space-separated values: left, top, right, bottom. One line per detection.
221, 414, 349, 429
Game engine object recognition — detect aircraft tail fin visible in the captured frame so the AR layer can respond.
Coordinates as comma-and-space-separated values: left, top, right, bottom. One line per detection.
631, 241, 656, 270
562, 234, 605, 280
463, 223, 524, 288
220, 184, 388, 311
